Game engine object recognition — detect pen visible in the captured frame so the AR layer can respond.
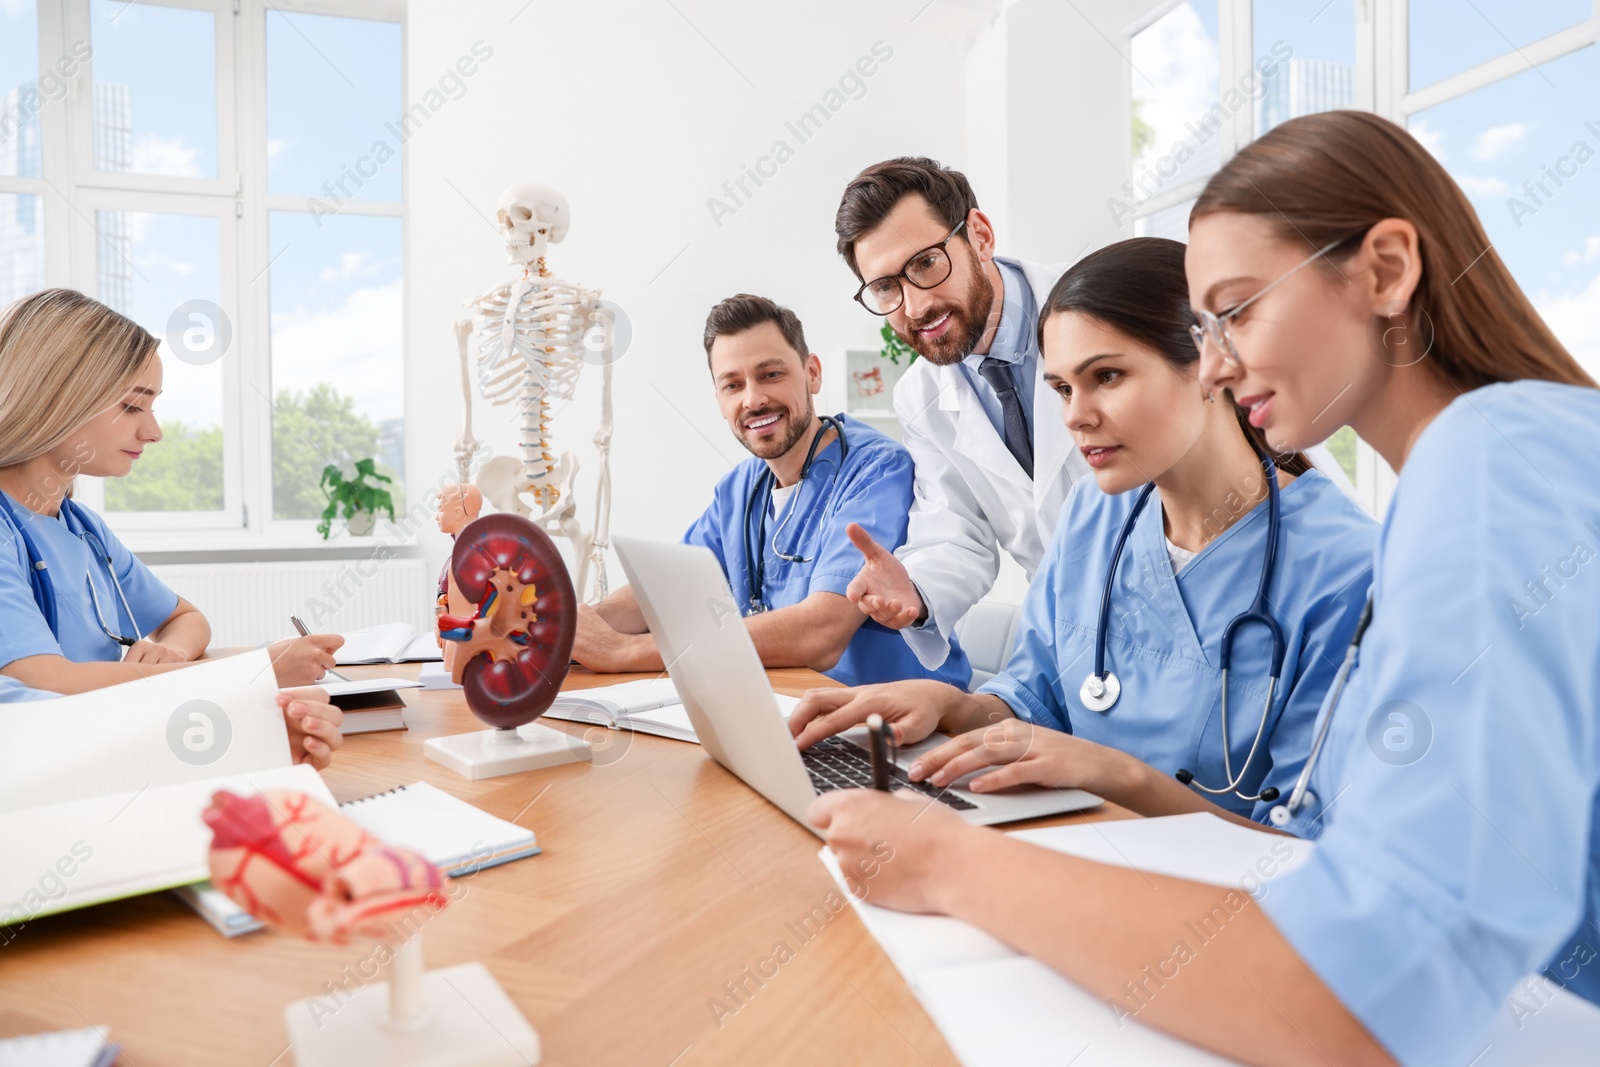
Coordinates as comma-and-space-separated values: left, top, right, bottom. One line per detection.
290, 614, 349, 683
867, 713, 892, 792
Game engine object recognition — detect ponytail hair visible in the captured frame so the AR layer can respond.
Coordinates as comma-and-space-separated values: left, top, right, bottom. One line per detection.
1037, 236, 1313, 476
1192, 109, 1593, 392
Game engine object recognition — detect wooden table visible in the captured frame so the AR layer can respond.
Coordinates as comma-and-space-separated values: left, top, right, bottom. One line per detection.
0, 665, 1132, 1066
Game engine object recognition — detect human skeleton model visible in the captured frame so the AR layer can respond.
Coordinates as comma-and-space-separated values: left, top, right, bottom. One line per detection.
449, 182, 615, 604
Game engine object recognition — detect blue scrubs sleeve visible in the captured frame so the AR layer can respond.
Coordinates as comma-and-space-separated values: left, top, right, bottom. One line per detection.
978, 537, 1071, 731
682, 490, 731, 571
0, 516, 66, 668
1260, 396, 1600, 1067
804, 446, 914, 599
80, 507, 180, 637
0, 674, 55, 701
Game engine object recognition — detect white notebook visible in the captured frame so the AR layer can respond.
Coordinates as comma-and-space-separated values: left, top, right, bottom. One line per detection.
177, 781, 540, 936
822, 813, 1600, 1067
0, 653, 336, 926
334, 623, 442, 665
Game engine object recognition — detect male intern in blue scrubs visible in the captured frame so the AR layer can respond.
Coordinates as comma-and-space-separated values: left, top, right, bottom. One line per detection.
570, 293, 970, 689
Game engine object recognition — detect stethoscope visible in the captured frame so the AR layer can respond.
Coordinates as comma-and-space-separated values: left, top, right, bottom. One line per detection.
1078, 442, 1286, 804
1268, 595, 1373, 827
742, 415, 850, 616
0, 491, 145, 647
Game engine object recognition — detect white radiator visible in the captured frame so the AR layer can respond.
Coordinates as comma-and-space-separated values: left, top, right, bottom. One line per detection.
148, 558, 435, 648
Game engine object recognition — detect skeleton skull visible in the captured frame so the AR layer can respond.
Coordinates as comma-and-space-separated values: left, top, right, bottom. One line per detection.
496, 182, 570, 265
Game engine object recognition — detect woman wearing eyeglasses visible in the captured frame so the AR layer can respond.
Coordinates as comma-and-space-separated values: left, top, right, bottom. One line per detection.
791, 235, 1377, 824
811, 110, 1600, 1066
0, 290, 345, 765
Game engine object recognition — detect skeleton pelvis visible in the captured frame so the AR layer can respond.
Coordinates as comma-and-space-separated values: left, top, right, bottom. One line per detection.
476, 452, 579, 521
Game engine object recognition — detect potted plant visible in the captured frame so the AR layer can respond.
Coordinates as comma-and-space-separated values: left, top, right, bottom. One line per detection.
879, 321, 916, 365
317, 458, 396, 538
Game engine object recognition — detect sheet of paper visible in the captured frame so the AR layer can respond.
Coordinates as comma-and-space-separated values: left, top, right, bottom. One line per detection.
318, 676, 423, 698
0, 651, 290, 811
334, 623, 413, 664
417, 661, 462, 690
823, 813, 1600, 1067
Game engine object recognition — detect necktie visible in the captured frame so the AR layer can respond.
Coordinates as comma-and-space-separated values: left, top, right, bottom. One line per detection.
978, 356, 1033, 476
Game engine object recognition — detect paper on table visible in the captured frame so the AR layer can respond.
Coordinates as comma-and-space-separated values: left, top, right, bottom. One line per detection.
417, 661, 462, 690
823, 812, 1600, 1067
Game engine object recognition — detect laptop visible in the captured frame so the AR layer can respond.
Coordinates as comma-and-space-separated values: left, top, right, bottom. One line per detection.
613, 536, 1102, 837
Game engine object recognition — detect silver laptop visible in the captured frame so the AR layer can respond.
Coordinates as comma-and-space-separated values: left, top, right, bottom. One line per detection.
614, 536, 1101, 836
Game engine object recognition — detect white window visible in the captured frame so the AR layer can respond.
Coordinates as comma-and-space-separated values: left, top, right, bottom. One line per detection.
1123, 0, 1600, 514
0, 0, 405, 548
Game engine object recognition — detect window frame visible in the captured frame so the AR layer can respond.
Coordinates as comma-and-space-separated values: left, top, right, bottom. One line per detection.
3, 0, 407, 553
1123, 0, 1600, 515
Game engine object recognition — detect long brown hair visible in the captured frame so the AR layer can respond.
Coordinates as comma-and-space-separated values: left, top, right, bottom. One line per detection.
1038, 237, 1313, 477
1192, 109, 1594, 391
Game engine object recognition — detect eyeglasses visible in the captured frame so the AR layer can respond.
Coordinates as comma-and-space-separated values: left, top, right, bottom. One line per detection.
1190, 234, 1359, 367
853, 221, 967, 316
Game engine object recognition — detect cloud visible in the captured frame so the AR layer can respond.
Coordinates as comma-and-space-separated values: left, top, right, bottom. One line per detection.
1409, 119, 1446, 163
1536, 269, 1600, 380
1456, 174, 1509, 199
270, 280, 404, 424
130, 135, 204, 178
319, 251, 374, 283
267, 138, 290, 164
1472, 123, 1528, 162
1562, 236, 1600, 267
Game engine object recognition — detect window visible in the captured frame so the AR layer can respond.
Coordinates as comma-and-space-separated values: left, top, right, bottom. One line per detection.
1123, 0, 1600, 512
0, 0, 404, 547
1128, 1, 1222, 237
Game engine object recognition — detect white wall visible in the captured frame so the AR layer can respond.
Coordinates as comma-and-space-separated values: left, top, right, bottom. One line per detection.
403, 0, 1150, 602
405, 0, 1003, 588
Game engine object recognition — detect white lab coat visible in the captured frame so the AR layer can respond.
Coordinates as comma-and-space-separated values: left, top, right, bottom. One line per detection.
894, 257, 1360, 670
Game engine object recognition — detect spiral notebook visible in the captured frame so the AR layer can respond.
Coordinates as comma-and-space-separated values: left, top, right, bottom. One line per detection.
176, 781, 540, 936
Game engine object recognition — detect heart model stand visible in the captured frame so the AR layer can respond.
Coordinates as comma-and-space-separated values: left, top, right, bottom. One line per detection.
203, 789, 540, 1066
425, 512, 590, 780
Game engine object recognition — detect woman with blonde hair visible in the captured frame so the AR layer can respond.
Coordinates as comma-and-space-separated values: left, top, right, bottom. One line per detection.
0, 288, 344, 765
811, 110, 1600, 1066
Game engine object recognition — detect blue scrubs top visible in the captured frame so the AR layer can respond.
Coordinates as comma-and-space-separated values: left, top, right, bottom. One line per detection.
0, 492, 180, 668
0, 675, 53, 702
982, 468, 1376, 821
1260, 382, 1600, 1067
683, 413, 971, 689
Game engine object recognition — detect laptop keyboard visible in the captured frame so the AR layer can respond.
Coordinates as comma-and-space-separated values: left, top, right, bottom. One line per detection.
802, 737, 977, 810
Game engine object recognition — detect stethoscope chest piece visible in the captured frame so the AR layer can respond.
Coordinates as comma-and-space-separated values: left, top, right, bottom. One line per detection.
1079, 670, 1121, 713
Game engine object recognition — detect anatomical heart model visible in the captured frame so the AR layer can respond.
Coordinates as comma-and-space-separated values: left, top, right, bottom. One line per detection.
426, 513, 591, 779
203, 788, 539, 1066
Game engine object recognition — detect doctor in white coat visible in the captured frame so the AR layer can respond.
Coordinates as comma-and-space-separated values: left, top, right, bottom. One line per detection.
835, 157, 1353, 670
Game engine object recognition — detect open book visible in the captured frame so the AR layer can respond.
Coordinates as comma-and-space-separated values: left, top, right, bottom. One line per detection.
822, 813, 1600, 1066
334, 623, 443, 665
0, 651, 337, 928
541, 678, 698, 742
177, 780, 540, 936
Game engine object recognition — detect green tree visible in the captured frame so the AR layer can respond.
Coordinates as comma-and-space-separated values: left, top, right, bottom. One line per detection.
273, 383, 402, 520
1131, 97, 1156, 161
1325, 425, 1358, 484
105, 421, 224, 512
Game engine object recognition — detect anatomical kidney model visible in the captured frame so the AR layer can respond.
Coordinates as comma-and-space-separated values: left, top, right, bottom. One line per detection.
426, 512, 590, 779
204, 788, 540, 1066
